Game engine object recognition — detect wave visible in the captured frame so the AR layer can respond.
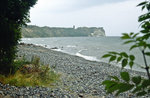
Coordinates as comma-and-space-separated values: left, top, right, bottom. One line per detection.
78, 49, 87, 52
51, 48, 63, 52
75, 52, 100, 61
66, 45, 76, 48
23, 38, 31, 41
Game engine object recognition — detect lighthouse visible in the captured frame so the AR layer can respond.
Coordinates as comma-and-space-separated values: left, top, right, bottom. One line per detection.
73, 25, 75, 29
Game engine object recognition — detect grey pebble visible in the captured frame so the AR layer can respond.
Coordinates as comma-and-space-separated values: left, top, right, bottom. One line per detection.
0, 44, 147, 98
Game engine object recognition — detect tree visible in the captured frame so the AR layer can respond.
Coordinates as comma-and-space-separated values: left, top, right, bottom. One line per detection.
0, 0, 37, 74
102, 0, 150, 96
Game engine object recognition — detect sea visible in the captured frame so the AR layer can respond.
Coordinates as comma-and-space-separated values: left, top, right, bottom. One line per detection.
21, 36, 150, 72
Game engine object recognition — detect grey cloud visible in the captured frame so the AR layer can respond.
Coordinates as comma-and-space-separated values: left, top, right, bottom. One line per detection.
67, 0, 127, 10
43, 0, 127, 13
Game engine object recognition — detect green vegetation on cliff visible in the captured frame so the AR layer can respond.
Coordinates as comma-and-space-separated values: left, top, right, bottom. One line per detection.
21, 25, 105, 38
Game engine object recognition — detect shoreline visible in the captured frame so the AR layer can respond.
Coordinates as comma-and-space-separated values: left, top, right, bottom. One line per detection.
20, 43, 147, 73
0, 43, 147, 98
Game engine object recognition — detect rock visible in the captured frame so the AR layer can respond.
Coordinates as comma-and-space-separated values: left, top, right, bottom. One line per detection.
78, 93, 84, 98
102, 96, 105, 98
51, 47, 58, 49
0, 91, 4, 95
92, 90, 99, 96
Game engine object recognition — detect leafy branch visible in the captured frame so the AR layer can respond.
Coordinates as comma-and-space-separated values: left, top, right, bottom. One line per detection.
102, 0, 150, 96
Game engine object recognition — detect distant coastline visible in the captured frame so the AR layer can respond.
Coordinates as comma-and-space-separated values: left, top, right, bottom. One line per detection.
21, 25, 105, 38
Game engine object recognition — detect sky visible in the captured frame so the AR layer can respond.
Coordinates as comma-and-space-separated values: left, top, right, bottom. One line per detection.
29, 0, 142, 36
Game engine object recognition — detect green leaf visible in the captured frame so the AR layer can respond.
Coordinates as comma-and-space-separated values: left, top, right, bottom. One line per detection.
102, 80, 118, 92
107, 83, 119, 93
137, 91, 147, 96
146, 4, 150, 10
129, 55, 135, 61
117, 56, 122, 63
142, 79, 150, 89
138, 13, 150, 22
132, 76, 141, 85
121, 33, 131, 39
132, 86, 142, 93
142, 5, 145, 10
109, 52, 118, 55
120, 72, 130, 82
116, 83, 134, 96
123, 40, 135, 44
148, 44, 150, 49
138, 41, 146, 48
130, 32, 134, 36
102, 54, 112, 58
120, 52, 128, 58
129, 61, 134, 68
122, 59, 128, 68
145, 52, 150, 56
136, 37, 143, 41
130, 44, 138, 50
102, 80, 112, 85
143, 33, 150, 40
110, 76, 120, 81
132, 33, 139, 38
141, 29, 149, 33
137, 1, 148, 7
141, 21, 150, 29
109, 56, 116, 62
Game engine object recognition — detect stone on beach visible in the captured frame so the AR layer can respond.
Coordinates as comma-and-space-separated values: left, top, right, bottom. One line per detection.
0, 44, 147, 98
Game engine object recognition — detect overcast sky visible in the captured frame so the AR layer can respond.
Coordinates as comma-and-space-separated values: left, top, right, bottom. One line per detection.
29, 0, 142, 36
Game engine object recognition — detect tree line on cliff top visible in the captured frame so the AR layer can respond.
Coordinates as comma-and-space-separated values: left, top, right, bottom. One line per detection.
21, 25, 105, 37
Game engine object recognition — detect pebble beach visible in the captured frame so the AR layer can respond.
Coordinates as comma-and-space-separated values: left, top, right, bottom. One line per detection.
0, 44, 147, 98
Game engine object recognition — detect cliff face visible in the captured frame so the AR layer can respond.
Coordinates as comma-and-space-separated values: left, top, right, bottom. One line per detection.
90, 29, 105, 37
21, 25, 105, 38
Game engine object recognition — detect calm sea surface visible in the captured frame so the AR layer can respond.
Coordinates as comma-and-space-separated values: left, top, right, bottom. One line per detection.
21, 36, 150, 72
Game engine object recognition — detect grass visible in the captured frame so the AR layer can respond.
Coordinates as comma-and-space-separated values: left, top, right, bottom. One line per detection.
0, 56, 60, 87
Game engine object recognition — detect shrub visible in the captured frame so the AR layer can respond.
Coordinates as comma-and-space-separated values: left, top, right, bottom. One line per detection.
0, 56, 60, 87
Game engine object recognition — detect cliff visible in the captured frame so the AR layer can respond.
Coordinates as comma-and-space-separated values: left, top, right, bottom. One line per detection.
21, 25, 105, 38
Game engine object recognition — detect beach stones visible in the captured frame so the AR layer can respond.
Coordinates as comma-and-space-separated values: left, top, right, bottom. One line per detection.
0, 44, 146, 98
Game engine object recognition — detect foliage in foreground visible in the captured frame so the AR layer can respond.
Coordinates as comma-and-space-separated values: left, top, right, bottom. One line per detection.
102, 0, 150, 96
0, 56, 60, 87
0, 0, 37, 74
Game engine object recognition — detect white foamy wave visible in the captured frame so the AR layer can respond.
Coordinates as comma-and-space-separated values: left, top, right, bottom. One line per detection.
34, 44, 48, 48
78, 49, 88, 52
21, 38, 31, 41
35, 44, 40, 46
34, 43, 64, 52
66, 45, 76, 48
76, 52, 100, 61
51, 48, 63, 52
25, 38, 31, 41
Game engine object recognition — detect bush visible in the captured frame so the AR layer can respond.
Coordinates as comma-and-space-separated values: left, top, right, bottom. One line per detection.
0, 56, 60, 87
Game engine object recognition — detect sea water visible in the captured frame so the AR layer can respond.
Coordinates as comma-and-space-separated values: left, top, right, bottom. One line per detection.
21, 37, 150, 72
